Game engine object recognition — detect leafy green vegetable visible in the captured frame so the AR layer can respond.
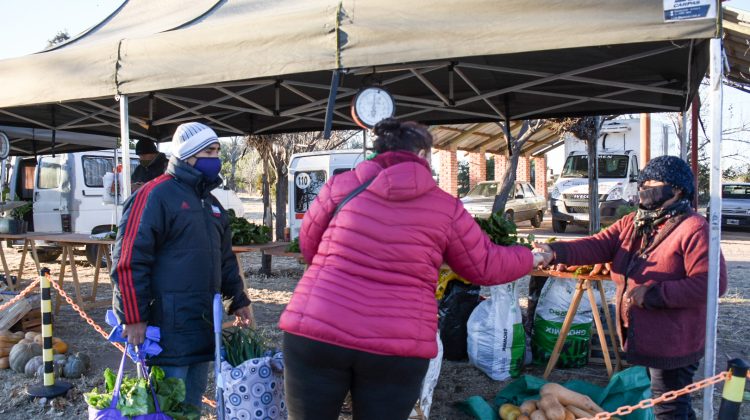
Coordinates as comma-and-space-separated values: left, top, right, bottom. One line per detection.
286, 237, 300, 252
474, 212, 534, 249
228, 209, 272, 245
222, 327, 268, 367
85, 365, 199, 419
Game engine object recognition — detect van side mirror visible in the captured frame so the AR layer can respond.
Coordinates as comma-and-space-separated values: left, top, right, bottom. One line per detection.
515, 194, 524, 199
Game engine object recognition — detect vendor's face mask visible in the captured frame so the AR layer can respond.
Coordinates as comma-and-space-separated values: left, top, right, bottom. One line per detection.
638, 184, 674, 210
193, 157, 222, 181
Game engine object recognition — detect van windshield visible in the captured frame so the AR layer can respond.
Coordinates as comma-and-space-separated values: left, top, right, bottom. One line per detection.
561, 155, 629, 178
466, 183, 499, 198
722, 184, 750, 199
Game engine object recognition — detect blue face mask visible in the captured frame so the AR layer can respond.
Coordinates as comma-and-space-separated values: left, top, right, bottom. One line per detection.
193, 157, 222, 181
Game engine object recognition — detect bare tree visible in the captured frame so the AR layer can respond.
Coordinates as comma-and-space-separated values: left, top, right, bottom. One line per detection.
548, 117, 606, 232
491, 120, 545, 214
220, 137, 248, 190
666, 86, 750, 165
246, 130, 359, 241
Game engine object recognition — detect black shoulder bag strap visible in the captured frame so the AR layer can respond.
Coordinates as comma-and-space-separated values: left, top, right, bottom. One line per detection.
332, 178, 375, 218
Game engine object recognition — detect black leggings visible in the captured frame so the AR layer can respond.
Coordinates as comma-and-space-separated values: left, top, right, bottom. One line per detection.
283, 332, 430, 420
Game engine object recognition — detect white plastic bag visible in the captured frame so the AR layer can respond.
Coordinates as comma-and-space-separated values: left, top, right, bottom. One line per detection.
102, 172, 115, 204
531, 278, 597, 368
466, 282, 525, 381
409, 333, 443, 419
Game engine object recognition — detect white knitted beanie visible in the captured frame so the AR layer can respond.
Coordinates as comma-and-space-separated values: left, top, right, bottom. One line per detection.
172, 122, 219, 160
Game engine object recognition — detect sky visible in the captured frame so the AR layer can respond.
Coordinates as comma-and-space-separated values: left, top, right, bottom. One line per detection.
0, 0, 749, 168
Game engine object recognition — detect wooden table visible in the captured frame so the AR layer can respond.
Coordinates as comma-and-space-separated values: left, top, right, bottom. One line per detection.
531, 269, 623, 380
0, 232, 47, 291
31, 233, 114, 313
232, 242, 291, 278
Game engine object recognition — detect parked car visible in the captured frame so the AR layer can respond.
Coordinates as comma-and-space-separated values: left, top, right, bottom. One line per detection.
720, 182, 750, 229
461, 181, 547, 227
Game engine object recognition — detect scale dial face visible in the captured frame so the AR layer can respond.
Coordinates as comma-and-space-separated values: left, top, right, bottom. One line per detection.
0, 132, 8, 160
351, 87, 395, 129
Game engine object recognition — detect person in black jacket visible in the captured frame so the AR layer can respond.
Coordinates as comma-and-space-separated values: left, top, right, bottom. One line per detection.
131, 139, 169, 191
111, 122, 253, 408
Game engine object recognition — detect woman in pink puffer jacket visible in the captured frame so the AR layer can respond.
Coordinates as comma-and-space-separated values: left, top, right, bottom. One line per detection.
279, 119, 544, 420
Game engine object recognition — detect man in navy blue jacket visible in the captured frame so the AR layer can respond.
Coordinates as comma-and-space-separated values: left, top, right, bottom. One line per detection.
111, 122, 253, 408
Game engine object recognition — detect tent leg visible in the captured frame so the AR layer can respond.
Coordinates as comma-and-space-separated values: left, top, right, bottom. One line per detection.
323, 70, 340, 140
702, 36, 723, 420
680, 111, 688, 161
691, 96, 700, 209
119, 95, 132, 198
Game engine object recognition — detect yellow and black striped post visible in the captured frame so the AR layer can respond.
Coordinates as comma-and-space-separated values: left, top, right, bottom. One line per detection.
26, 268, 71, 398
719, 358, 748, 420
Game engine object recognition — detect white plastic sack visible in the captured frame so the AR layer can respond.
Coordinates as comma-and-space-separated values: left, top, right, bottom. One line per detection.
466, 283, 525, 381
531, 278, 598, 368
408, 333, 443, 419
221, 352, 288, 420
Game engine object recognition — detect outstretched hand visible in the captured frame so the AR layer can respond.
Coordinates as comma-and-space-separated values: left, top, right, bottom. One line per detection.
531, 242, 555, 268
233, 304, 256, 329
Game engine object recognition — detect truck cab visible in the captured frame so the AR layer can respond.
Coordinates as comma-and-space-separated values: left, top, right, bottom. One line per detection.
287, 150, 364, 240
549, 119, 642, 233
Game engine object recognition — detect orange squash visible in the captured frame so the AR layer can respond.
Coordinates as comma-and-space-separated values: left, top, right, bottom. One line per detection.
0, 356, 9, 369
52, 340, 68, 354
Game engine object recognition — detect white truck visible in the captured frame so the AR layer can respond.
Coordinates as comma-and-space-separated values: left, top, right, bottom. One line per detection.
7, 150, 245, 264
549, 119, 644, 233
287, 150, 364, 240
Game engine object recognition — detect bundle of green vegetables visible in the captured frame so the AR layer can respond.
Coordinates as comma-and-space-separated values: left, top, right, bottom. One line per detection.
474, 212, 535, 249
222, 327, 268, 367
227, 210, 271, 245
84, 366, 200, 419
286, 237, 300, 253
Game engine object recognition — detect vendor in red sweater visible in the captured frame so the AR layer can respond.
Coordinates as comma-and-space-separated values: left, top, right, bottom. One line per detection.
535, 155, 727, 420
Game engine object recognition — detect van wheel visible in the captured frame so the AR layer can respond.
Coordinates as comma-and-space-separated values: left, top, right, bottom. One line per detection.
531, 211, 543, 228
552, 219, 567, 233
37, 249, 62, 263
85, 244, 108, 268
503, 210, 514, 222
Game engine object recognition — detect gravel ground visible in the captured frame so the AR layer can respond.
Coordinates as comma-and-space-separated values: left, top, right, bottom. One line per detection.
0, 227, 748, 419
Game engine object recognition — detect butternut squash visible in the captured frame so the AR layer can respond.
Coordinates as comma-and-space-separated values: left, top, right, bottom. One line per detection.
0, 356, 8, 369
530, 411, 548, 420
538, 395, 566, 420
566, 405, 595, 419
520, 400, 538, 415
540, 383, 605, 415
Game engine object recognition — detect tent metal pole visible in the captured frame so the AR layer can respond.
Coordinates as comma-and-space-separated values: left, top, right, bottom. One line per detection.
702, 36, 723, 420
640, 113, 651, 167
588, 117, 601, 234
691, 96, 700, 209
119, 95, 132, 199
680, 111, 688, 161
323, 70, 340, 140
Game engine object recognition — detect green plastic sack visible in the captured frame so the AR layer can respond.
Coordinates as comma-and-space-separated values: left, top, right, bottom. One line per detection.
532, 278, 595, 368
457, 366, 654, 420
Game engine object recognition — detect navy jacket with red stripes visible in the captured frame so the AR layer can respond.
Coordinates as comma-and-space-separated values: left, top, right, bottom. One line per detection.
111, 157, 251, 366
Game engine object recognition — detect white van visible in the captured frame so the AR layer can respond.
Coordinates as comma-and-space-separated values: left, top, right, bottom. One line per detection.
287, 150, 365, 240
8, 150, 245, 264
